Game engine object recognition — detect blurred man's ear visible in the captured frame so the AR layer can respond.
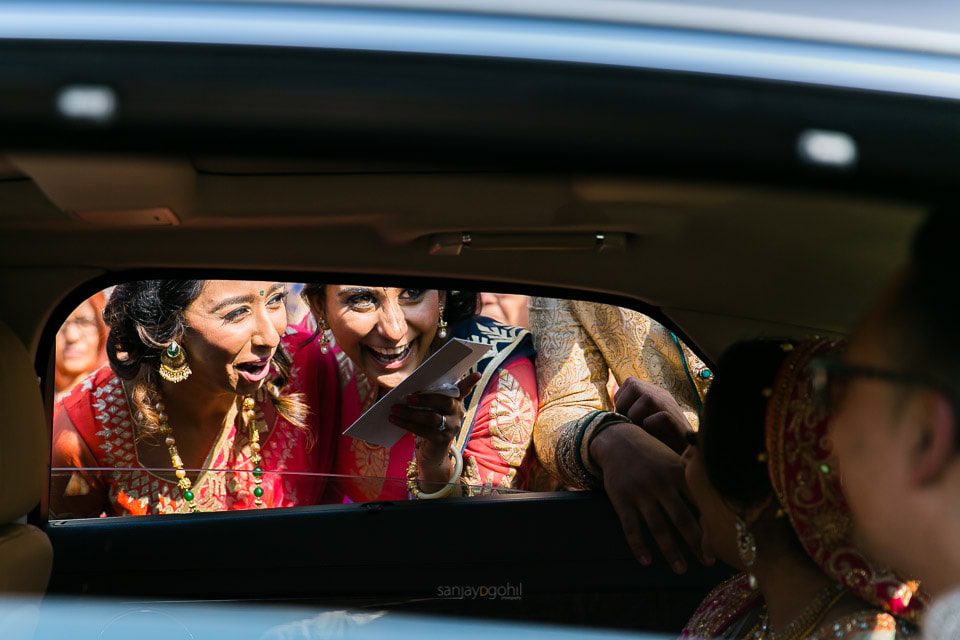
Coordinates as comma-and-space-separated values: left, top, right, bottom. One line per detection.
910, 391, 957, 486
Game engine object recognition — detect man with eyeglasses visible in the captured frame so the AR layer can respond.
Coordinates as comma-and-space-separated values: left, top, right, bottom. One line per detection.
826, 210, 960, 638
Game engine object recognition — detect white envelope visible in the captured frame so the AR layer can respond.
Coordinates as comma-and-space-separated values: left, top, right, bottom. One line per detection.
342, 338, 491, 448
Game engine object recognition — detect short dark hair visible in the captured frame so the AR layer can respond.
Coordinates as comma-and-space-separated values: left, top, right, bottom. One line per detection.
883, 210, 960, 403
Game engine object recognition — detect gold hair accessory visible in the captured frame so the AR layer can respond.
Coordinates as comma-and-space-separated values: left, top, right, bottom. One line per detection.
757, 452, 768, 464
781, 342, 795, 352
761, 388, 773, 398
159, 341, 192, 383
437, 302, 448, 340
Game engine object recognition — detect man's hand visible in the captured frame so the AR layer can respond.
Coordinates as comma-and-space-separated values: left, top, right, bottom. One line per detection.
614, 377, 694, 454
589, 421, 711, 573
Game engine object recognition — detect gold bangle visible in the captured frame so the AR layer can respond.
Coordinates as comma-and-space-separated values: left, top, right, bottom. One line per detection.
406, 446, 464, 499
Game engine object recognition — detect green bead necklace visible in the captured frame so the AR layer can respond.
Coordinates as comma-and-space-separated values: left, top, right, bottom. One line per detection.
156, 395, 266, 512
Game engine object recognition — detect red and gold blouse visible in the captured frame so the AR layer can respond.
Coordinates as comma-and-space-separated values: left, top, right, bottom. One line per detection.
289, 314, 539, 502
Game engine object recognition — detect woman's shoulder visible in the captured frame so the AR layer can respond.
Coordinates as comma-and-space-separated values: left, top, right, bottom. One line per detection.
56, 364, 131, 462
59, 365, 122, 415
812, 611, 917, 640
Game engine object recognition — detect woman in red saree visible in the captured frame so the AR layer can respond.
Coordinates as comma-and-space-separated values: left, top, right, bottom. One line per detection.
51, 280, 341, 517
679, 338, 923, 639
298, 285, 538, 502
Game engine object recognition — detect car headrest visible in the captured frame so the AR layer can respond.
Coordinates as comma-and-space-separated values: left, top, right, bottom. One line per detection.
0, 322, 47, 523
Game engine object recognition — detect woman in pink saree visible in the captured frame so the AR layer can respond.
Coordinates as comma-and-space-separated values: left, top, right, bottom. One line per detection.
296, 285, 538, 502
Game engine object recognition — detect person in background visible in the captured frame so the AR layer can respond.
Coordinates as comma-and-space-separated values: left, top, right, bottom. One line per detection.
55, 291, 109, 401
479, 293, 530, 328
530, 298, 712, 572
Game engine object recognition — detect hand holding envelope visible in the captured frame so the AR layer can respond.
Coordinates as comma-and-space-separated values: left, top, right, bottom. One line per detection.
343, 338, 491, 448
342, 338, 490, 493
388, 372, 481, 451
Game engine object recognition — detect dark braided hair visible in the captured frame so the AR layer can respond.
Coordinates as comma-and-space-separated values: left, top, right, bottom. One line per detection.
104, 280, 308, 442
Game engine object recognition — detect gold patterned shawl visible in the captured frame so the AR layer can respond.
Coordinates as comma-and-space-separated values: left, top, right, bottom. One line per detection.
530, 298, 710, 488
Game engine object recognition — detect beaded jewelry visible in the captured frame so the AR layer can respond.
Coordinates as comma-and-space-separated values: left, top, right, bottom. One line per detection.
155, 394, 267, 512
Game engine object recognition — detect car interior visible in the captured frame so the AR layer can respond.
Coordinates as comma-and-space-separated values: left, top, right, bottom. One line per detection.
0, 9, 947, 636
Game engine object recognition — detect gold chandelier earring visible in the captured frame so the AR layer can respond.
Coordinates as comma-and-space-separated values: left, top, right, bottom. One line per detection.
735, 515, 759, 589
317, 316, 331, 354
437, 303, 448, 339
159, 341, 192, 383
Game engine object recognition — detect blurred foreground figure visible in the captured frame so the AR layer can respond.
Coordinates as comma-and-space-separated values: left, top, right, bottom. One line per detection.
827, 211, 960, 640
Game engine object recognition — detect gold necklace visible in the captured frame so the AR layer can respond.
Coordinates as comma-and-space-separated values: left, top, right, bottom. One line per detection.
746, 583, 846, 640
155, 395, 265, 512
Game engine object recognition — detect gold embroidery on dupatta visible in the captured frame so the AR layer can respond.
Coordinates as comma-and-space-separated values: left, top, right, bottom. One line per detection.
455, 322, 529, 452
489, 369, 535, 469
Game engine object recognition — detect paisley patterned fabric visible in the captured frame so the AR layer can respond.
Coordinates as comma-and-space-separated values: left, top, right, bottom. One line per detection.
529, 298, 711, 489
766, 339, 927, 622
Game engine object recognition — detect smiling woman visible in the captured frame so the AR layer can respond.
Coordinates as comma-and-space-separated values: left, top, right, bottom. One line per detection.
50, 279, 342, 517
300, 284, 539, 502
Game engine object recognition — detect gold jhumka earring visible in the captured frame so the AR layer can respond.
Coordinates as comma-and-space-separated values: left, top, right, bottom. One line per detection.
437, 303, 448, 339
159, 341, 192, 383
735, 515, 759, 589
317, 317, 331, 354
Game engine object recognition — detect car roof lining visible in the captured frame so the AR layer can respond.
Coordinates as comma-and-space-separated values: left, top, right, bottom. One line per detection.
0, 153, 924, 360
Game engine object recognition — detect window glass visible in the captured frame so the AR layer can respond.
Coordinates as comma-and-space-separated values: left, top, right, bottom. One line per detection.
50, 280, 709, 519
